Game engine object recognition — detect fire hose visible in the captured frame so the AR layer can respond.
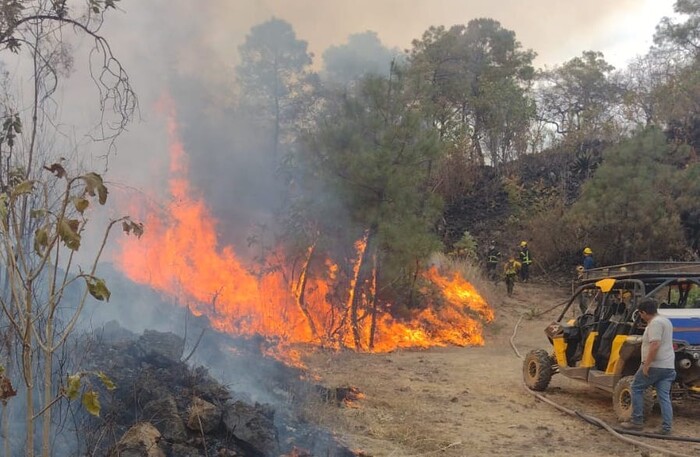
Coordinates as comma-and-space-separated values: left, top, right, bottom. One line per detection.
509, 309, 700, 457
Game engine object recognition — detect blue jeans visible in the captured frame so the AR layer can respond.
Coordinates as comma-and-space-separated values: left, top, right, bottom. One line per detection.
631, 367, 676, 431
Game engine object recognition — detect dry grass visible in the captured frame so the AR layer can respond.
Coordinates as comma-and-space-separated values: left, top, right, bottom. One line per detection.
428, 252, 499, 308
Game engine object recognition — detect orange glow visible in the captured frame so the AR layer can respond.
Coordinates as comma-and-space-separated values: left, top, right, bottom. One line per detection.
113, 96, 493, 362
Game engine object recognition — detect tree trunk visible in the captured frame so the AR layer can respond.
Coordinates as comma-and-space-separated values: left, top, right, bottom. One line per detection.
23, 281, 34, 457
368, 248, 379, 350
294, 243, 319, 340
41, 300, 55, 457
349, 229, 373, 350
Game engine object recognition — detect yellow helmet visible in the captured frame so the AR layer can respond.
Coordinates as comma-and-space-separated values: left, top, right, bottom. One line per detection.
583, 247, 592, 255
520, 241, 527, 247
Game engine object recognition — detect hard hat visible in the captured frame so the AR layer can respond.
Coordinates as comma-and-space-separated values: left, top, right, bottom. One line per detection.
520, 241, 527, 247
583, 247, 592, 255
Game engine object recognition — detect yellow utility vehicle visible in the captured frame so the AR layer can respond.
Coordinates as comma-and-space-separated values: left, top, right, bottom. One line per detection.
523, 262, 700, 420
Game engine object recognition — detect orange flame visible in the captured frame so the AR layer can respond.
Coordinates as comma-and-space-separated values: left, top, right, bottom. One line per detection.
113, 97, 493, 360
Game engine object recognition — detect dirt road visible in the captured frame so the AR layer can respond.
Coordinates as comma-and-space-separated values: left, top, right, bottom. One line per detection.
301, 283, 700, 457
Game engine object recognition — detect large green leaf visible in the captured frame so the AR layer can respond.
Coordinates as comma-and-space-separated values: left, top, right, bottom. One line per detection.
82, 390, 101, 417
58, 218, 81, 250
96, 371, 116, 391
86, 276, 111, 301
66, 374, 81, 401
10, 180, 34, 198
34, 227, 49, 255
72, 197, 90, 214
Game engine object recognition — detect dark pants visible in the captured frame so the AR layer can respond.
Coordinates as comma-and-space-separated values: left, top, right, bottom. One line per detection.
520, 263, 530, 281
505, 274, 516, 295
486, 262, 497, 280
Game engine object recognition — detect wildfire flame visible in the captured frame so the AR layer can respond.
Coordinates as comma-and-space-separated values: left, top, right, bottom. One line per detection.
113, 97, 493, 361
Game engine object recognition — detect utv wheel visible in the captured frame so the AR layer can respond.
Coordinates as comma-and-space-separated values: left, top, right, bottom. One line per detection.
523, 349, 554, 391
612, 375, 654, 422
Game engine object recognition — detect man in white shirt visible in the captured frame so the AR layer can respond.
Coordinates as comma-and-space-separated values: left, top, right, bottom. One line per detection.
620, 298, 676, 434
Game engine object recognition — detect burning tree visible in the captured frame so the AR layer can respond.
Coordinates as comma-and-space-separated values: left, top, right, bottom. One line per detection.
114, 89, 493, 360
294, 70, 445, 349
0, 1, 139, 456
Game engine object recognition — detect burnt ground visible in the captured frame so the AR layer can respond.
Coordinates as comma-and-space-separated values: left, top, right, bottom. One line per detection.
299, 282, 700, 457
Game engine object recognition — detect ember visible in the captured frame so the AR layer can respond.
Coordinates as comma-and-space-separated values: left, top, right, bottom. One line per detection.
113, 96, 493, 360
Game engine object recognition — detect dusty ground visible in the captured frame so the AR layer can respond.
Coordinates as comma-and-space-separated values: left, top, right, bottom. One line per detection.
300, 282, 700, 457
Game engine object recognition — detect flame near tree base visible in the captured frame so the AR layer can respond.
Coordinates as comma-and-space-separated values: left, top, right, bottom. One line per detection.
114, 98, 493, 357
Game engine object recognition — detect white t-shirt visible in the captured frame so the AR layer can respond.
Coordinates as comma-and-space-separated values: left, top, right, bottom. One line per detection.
642, 315, 675, 369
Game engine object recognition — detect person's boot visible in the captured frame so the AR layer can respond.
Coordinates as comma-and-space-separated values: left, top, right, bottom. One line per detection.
619, 421, 643, 431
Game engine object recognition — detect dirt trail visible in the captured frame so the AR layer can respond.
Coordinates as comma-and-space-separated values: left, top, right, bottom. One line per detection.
301, 282, 700, 457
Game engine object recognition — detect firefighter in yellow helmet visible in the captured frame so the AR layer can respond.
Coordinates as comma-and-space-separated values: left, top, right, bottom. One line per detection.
518, 241, 531, 282
582, 246, 595, 271
504, 255, 521, 296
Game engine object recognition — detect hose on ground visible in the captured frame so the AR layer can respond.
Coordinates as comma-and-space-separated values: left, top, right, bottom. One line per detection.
510, 311, 700, 456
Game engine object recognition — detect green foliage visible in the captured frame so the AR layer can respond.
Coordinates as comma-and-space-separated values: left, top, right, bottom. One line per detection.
64, 371, 115, 417
300, 71, 443, 293
451, 231, 479, 260
566, 128, 686, 263
81, 391, 100, 416
407, 19, 535, 170
654, 0, 700, 59
86, 276, 111, 301
66, 374, 81, 401
236, 18, 318, 156
538, 51, 622, 144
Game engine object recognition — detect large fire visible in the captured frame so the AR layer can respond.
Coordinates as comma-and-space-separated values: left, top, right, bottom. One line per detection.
113, 98, 493, 359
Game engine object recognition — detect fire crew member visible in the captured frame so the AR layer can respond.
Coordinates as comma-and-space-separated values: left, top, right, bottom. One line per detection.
518, 241, 532, 282
504, 256, 521, 296
582, 247, 595, 270
486, 241, 501, 281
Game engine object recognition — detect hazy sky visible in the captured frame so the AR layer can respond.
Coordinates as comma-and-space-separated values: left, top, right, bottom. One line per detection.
148, 0, 678, 70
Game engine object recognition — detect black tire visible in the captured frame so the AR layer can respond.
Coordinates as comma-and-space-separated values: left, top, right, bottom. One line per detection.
612, 375, 655, 422
523, 349, 554, 391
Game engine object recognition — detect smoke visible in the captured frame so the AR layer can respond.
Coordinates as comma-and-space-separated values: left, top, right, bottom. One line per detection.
41, 0, 672, 331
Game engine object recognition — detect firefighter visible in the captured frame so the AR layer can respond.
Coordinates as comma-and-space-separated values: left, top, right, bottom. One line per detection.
504, 256, 521, 296
582, 247, 595, 270
486, 241, 501, 281
518, 241, 532, 282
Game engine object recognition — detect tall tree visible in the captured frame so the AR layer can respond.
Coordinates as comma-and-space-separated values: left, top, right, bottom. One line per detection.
620, 50, 672, 128
566, 129, 686, 263
537, 51, 623, 145
408, 19, 536, 171
296, 72, 442, 348
654, 0, 700, 60
236, 18, 318, 159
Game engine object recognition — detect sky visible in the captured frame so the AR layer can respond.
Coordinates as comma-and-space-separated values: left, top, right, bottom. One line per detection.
123, 0, 678, 71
